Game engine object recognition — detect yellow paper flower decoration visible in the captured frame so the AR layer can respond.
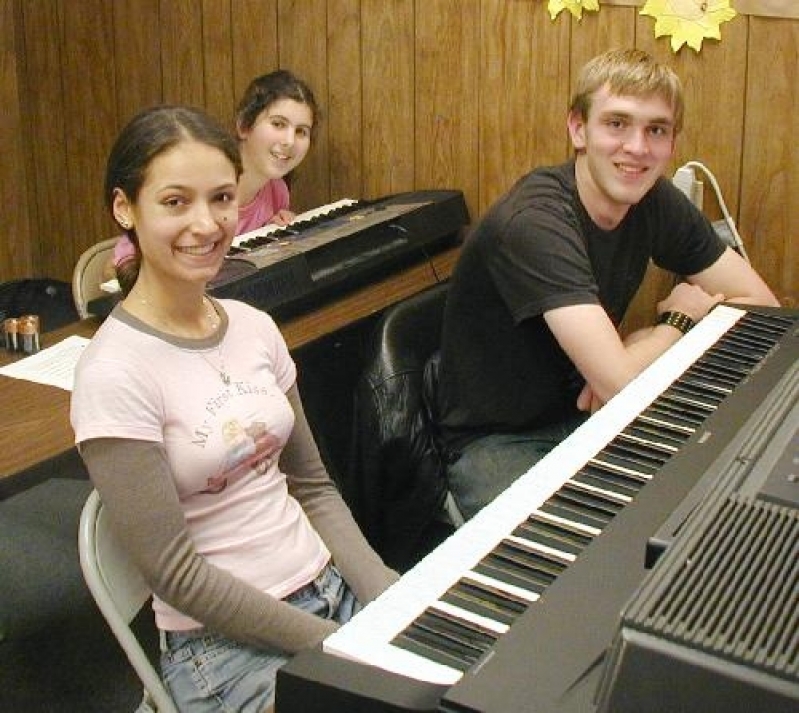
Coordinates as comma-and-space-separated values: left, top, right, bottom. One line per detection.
548, 0, 600, 21
640, 0, 737, 53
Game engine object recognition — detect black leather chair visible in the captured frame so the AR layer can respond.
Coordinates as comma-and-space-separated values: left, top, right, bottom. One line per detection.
343, 282, 460, 572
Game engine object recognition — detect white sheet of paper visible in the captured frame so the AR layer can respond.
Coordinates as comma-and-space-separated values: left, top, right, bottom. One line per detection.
0, 335, 90, 391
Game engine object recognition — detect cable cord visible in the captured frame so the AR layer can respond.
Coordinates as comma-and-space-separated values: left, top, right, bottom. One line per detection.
680, 160, 750, 263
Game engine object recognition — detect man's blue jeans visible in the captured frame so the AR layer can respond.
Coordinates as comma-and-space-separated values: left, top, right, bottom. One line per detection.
159, 563, 357, 713
446, 414, 588, 521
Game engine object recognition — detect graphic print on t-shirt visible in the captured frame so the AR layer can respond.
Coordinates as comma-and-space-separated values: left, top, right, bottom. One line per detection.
202, 418, 282, 494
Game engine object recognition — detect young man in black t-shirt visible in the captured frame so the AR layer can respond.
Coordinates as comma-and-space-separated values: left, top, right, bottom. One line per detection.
437, 48, 779, 521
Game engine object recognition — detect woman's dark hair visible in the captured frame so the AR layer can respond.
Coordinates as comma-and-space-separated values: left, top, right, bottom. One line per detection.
235, 70, 320, 135
105, 105, 242, 294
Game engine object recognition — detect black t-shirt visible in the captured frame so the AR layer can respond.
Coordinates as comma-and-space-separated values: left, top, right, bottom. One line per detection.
437, 160, 726, 452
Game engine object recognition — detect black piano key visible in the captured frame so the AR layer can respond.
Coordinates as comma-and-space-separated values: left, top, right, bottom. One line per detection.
476, 540, 566, 593
638, 408, 698, 434
619, 425, 682, 453
474, 557, 549, 594
700, 346, 752, 373
587, 456, 652, 485
441, 579, 529, 626
715, 333, 770, 357
656, 393, 715, 418
394, 618, 483, 671
606, 437, 671, 466
562, 482, 627, 513
513, 515, 592, 556
596, 442, 663, 474
667, 381, 726, 408
571, 468, 641, 499
540, 493, 613, 529
414, 609, 497, 654
682, 363, 740, 391
392, 632, 471, 672
676, 372, 734, 397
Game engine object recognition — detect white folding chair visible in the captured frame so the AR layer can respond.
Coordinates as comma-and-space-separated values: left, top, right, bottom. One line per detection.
72, 237, 118, 319
78, 489, 178, 713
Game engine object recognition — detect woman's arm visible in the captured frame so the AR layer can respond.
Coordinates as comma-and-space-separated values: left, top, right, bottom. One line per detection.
80, 437, 337, 653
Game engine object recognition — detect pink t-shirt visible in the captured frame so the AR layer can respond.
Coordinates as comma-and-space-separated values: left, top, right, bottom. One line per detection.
112, 178, 290, 266
71, 299, 329, 631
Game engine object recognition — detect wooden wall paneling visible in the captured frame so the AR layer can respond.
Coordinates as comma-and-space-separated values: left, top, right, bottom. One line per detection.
59, 0, 116, 274
0, 0, 31, 281
568, 5, 637, 91
201, 0, 236, 126
18, 0, 67, 280
361, 0, 415, 199
111, 0, 163, 125
275, 0, 331, 212
230, 0, 278, 103
414, 0, 480, 218
740, 17, 798, 307
326, 0, 364, 202
160, 0, 206, 107
645, 17, 749, 224
477, 0, 570, 215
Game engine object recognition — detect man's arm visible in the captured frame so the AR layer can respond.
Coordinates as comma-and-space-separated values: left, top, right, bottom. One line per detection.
686, 246, 779, 307
547, 247, 778, 411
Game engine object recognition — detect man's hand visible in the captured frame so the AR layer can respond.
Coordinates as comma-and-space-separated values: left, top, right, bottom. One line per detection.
657, 281, 724, 323
576, 383, 604, 413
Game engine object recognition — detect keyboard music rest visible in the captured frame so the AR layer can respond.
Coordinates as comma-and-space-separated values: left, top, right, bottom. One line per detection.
276, 305, 799, 713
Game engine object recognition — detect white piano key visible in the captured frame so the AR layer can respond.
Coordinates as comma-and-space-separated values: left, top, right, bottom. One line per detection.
428, 600, 509, 636
460, 570, 540, 604
230, 198, 358, 248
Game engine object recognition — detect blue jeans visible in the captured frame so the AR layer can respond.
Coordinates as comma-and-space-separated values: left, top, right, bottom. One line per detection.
160, 563, 357, 713
447, 414, 587, 521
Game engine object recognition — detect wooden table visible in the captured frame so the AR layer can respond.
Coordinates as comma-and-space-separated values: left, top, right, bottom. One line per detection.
0, 247, 459, 497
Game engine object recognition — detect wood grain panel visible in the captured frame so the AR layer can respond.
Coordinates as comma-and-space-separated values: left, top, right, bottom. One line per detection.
160, 0, 205, 106
231, 0, 278, 102
0, 0, 31, 276
18, 0, 67, 275
110, 0, 163, 119
361, 0, 415, 198
201, 0, 235, 125
479, 0, 570, 213
740, 18, 798, 307
415, 0, 480, 219
61, 0, 116, 269
326, 0, 363, 201
642, 17, 748, 224
276, 0, 331, 212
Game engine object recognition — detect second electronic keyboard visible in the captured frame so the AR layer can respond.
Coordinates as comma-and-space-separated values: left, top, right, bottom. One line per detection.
208, 189, 468, 317
276, 304, 799, 713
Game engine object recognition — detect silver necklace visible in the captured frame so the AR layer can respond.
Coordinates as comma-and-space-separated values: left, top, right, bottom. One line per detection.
197, 297, 231, 385
134, 292, 231, 385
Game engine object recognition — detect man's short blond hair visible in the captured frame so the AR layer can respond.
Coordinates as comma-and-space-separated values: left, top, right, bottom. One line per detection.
569, 48, 684, 134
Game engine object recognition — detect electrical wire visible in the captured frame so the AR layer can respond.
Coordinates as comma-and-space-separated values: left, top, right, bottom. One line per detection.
679, 160, 750, 263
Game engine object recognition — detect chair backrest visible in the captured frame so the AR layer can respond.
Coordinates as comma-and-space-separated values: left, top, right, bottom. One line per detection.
72, 238, 118, 319
78, 489, 178, 713
344, 282, 453, 570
